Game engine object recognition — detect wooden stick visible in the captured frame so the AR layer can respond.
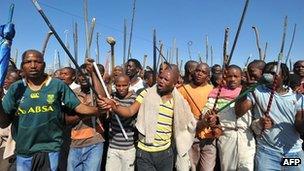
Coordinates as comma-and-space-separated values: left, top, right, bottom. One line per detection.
127, 0, 136, 60
205, 35, 209, 65
227, 0, 250, 65
88, 18, 96, 53
41, 31, 53, 56
123, 19, 127, 64
142, 54, 147, 70
156, 42, 163, 72
64, 29, 70, 67
73, 22, 78, 64
223, 27, 229, 66
285, 24, 296, 63
187, 41, 193, 60
83, 0, 90, 60
96, 32, 100, 64
252, 26, 263, 60
210, 45, 214, 66
263, 42, 268, 61
176, 48, 179, 67
179, 60, 183, 73
153, 29, 157, 84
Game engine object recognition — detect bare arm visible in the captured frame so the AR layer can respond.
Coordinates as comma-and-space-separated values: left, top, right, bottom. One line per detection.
74, 103, 101, 116
85, 59, 106, 98
97, 97, 140, 117
235, 98, 253, 117
65, 114, 80, 125
113, 101, 141, 117
295, 110, 304, 134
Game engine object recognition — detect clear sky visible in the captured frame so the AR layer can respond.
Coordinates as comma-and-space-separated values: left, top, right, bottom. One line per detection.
0, 0, 303, 72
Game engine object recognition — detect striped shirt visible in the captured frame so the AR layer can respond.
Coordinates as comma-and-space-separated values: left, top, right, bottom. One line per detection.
109, 92, 137, 150
136, 89, 174, 152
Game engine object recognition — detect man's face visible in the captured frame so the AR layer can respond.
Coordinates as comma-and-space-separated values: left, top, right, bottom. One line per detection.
263, 65, 283, 89
248, 66, 263, 82
212, 66, 222, 74
113, 66, 123, 78
115, 76, 130, 98
144, 74, 154, 87
294, 61, 304, 77
77, 70, 89, 89
126, 61, 138, 78
226, 68, 242, 89
193, 64, 209, 86
157, 70, 175, 95
188, 63, 198, 76
60, 68, 75, 85
22, 52, 45, 79
3, 72, 19, 90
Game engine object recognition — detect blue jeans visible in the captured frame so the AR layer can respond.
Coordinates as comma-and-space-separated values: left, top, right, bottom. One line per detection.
16, 152, 59, 171
67, 142, 104, 171
255, 145, 304, 171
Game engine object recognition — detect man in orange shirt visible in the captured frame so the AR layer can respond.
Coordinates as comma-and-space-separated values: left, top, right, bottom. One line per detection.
178, 63, 214, 171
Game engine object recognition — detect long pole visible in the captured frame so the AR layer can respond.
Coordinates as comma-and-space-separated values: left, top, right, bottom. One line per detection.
223, 28, 229, 66
187, 41, 193, 60
252, 26, 263, 60
176, 48, 179, 68
210, 45, 214, 66
96, 32, 100, 64
84, 0, 90, 59
142, 55, 147, 71
205, 35, 209, 65
88, 18, 96, 54
127, 0, 136, 60
106, 37, 116, 74
73, 22, 78, 64
156, 42, 163, 72
263, 42, 268, 61
64, 29, 71, 67
264, 16, 287, 119
227, 0, 250, 65
285, 23, 296, 63
41, 31, 53, 56
123, 19, 127, 64
153, 29, 157, 84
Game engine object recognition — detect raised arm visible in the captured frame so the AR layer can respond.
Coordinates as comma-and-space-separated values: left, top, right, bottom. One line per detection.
85, 59, 106, 98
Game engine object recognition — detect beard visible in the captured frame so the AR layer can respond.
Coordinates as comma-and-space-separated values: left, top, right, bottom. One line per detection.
157, 86, 174, 96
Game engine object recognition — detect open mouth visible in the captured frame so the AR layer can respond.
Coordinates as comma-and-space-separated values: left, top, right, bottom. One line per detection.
29, 71, 38, 75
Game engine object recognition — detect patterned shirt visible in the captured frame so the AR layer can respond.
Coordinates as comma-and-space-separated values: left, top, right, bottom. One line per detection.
136, 89, 174, 152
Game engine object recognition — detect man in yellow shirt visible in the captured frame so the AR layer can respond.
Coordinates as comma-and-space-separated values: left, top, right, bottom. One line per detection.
98, 67, 196, 171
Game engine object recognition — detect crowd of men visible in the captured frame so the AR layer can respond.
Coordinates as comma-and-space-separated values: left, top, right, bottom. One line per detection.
0, 23, 304, 171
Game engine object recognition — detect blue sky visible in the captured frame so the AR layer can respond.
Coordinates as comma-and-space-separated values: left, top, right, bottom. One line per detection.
0, 0, 303, 71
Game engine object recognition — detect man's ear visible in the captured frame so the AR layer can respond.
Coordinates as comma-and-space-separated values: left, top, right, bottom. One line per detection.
42, 62, 46, 70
